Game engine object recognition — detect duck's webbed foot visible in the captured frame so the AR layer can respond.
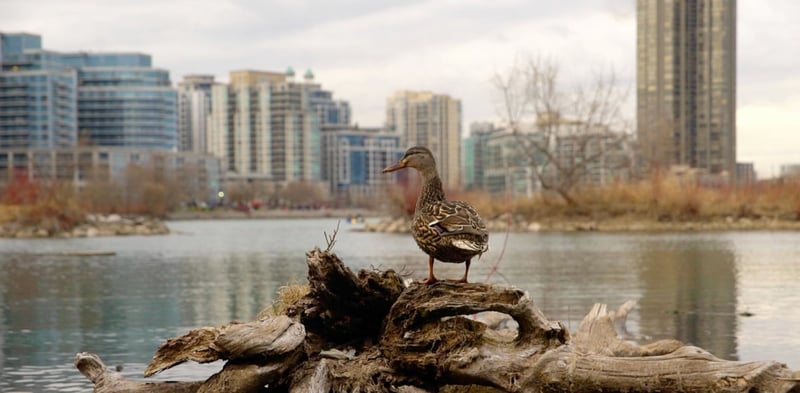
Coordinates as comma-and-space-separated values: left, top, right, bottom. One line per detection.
419, 276, 439, 285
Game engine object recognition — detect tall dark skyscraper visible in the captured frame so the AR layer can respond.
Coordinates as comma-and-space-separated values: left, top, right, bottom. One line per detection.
637, 0, 736, 176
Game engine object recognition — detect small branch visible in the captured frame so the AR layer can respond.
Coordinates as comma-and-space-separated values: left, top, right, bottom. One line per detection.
323, 221, 340, 253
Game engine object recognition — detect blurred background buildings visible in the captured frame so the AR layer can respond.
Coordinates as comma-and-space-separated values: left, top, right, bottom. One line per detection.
0, 3, 789, 210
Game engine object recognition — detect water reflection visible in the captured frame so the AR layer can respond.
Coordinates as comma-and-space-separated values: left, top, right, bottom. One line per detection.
636, 236, 738, 360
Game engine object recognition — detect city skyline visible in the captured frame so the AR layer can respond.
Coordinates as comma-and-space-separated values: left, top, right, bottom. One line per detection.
1, 1, 798, 177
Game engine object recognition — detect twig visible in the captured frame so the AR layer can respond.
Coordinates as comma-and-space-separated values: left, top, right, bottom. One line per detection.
323, 221, 340, 252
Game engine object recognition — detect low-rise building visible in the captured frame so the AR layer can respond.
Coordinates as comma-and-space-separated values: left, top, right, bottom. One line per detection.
321, 126, 403, 206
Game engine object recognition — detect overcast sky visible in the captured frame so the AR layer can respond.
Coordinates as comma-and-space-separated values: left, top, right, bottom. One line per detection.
2, 0, 798, 177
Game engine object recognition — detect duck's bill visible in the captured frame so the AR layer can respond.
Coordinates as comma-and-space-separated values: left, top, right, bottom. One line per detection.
382, 162, 406, 173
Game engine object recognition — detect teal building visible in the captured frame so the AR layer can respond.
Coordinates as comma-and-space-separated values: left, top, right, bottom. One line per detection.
0, 32, 177, 150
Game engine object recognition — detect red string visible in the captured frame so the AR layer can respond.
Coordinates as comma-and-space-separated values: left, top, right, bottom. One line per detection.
483, 189, 512, 283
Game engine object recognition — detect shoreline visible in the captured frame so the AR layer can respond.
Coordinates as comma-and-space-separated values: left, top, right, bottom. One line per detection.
0, 213, 169, 238
362, 215, 800, 233
168, 209, 800, 233
4, 210, 799, 238
166, 208, 379, 221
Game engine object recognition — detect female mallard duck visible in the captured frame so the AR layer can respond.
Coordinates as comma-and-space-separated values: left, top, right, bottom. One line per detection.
383, 146, 489, 284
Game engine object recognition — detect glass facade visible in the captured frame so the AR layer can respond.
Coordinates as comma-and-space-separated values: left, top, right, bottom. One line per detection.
0, 69, 78, 148
321, 127, 403, 204
0, 32, 177, 151
78, 68, 177, 149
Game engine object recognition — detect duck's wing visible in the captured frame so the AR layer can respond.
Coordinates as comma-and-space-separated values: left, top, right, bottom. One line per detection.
426, 201, 487, 238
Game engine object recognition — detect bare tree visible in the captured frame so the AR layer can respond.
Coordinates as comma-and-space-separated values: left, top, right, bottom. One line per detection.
492, 56, 632, 205
122, 164, 183, 217
224, 181, 257, 204
280, 181, 328, 208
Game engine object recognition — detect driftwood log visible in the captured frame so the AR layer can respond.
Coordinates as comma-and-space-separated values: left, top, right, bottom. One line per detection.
76, 247, 800, 392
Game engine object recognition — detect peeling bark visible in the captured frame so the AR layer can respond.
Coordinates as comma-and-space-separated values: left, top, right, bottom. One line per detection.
75, 247, 800, 392
144, 315, 304, 377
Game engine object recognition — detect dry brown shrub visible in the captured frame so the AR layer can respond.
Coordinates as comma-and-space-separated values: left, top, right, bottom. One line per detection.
380, 171, 800, 223
257, 283, 311, 318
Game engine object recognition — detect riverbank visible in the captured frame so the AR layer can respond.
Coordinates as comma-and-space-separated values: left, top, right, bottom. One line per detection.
364, 214, 800, 233
0, 213, 169, 238
5, 209, 798, 238
167, 208, 379, 221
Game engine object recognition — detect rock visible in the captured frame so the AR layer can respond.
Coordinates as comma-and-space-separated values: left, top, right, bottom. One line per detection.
527, 222, 542, 232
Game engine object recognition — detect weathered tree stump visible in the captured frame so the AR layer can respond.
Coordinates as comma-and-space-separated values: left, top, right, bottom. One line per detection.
75, 247, 800, 392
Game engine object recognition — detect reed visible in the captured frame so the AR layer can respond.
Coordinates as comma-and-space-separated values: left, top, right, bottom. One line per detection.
454, 175, 800, 223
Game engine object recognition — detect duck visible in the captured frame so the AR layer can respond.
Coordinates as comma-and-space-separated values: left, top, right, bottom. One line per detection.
383, 146, 489, 284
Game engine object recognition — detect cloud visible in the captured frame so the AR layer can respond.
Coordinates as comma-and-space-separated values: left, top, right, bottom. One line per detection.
738, 96, 800, 177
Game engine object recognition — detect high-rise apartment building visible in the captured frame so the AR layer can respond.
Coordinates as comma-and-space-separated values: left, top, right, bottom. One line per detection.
177, 75, 215, 153
76, 55, 176, 149
0, 32, 177, 151
304, 70, 351, 131
269, 70, 321, 182
385, 90, 462, 190
207, 69, 347, 184
1, 33, 78, 149
637, 0, 737, 176
208, 70, 284, 180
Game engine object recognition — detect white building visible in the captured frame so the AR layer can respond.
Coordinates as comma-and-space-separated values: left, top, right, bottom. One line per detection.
385, 90, 462, 190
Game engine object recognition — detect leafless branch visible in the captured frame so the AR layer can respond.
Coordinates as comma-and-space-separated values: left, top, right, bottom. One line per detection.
492, 55, 632, 205
323, 221, 340, 253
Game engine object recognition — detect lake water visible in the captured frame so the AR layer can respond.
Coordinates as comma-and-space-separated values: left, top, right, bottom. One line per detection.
1, 218, 799, 392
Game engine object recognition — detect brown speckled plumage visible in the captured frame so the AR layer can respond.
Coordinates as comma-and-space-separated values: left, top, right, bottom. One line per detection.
383, 146, 489, 284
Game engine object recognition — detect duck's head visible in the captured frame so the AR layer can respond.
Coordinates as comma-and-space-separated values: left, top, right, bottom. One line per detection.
382, 146, 436, 173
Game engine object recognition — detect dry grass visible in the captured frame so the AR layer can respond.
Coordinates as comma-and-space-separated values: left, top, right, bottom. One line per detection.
508, 176, 800, 222
386, 174, 800, 224
257, 283, 311, 319
1, 167, 183, 230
